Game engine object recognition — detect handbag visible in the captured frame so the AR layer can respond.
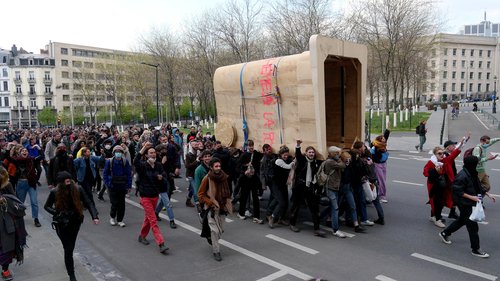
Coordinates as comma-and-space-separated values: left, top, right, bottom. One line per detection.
362, 181, 377, 202
469, 201, 485, 222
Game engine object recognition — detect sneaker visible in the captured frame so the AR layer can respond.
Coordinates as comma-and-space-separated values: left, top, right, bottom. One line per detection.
245, 210, 252, 217
117, 221, 126, 227
34, 218, 41, 227
138, 236, 150, 245
289, 225, 300, 232
268, 216, 274, 229
434, 219, 446, 228
2, 270, 13, 281
471, 249, 489, 258
374, 218, 385, 225
354, 225, 366, 233
332, 230, 347, 238
97, 196, 105, 202
380, 198, 388, 203
213, 252, 222, 261
429, 216, 436, 222
313, 230, 326, 237
185, 199, 195, 207
237, 214, 246, 220
252, 218, 264, 224
361, 220, 375, 226
156, 213, 162, 221
159, 243, 169, 254
170, 220, 177, 229
110, 218, 117, 226
415, 145, 419, 151
439, 232, 451, 244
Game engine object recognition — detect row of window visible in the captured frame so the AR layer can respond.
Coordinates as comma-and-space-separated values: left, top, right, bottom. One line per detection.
14, 85, 52, 94
427, 82, 494, 93
436, 48, 493, 57
60, 59, 117, 70
431, 60, 492, 69
426, 71, 494, 80
60, 47, 127, 61
14, 98, 52, 108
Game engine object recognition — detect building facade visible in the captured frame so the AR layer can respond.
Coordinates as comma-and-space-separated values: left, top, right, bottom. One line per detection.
422, 33, 500, 102
0, 49, 11, 128
461, 18, 500, 37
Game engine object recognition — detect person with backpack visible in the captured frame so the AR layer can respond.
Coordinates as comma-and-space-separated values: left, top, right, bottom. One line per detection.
415, 120, 427, 152
103, 146, 132, 227
0, 167, 28, 281
44, 171, 99, 281
371, 128, 391, 203
439, 156, 496, 258
472, 135, 500, 193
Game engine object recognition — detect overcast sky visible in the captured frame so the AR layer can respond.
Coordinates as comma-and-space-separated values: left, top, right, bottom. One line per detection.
1, 0, 499, 53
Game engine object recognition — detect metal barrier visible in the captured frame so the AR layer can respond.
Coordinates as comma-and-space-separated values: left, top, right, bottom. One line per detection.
478, 110, 500, 129
440, 109, 446, 145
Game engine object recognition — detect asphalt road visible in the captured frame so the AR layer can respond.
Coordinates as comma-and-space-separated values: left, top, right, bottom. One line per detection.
32, 106, 499, 281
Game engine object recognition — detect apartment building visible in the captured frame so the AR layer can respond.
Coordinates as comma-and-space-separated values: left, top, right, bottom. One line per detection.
0, 49, 11, 128
422, 33, 500, 102
46, 42, 135, 125
7, 45, 55, 128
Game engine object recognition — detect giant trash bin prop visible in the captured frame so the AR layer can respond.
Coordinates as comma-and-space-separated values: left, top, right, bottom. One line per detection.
214, 35, 367, 157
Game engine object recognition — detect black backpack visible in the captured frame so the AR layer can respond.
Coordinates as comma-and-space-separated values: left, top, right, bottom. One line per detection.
415, 125, 421, 135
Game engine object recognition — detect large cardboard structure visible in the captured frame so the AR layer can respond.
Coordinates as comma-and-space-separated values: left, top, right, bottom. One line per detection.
214, 35, 367, 157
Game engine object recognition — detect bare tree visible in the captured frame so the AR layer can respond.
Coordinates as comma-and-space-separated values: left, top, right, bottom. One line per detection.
71, 64, 100, 124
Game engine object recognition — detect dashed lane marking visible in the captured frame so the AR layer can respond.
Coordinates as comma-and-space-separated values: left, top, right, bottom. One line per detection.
256, 270, 288, 281
389, 157, 408, 161
472, 112, 491, 130
303, 222, 355, 238
393, 180, 424, 187
125, 198, 313, 280
375, 275, 398, 281
265, 234, 319, 255
411, 253, 498, 281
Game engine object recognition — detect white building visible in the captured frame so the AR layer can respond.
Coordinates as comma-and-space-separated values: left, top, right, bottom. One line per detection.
0, 49, 11, 128
422, 33, 500, 102
8, 45, 55, 128
460, 15, 500, 37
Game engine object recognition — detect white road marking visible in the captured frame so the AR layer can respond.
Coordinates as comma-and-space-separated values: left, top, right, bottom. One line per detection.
225, 218, 233, 223
407, 151, 420, 154
399, 154, 418, 157
265, 234, 319, 255
491, 169, 500, 172
256, 270, 288, 281
490, 193, 500, 197
393, 180, 423, 186
411, 253, 498, 281
375, 275, 398, 281
389, 157, 408, 161
125, 198, 313, 280
472, 112, 491, 130
303, 221, 355, 238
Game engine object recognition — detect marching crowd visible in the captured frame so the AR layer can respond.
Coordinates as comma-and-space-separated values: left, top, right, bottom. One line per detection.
0, 120, 496, 280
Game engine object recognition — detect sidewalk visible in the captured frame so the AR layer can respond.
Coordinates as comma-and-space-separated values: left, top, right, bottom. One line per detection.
386, 107, 448, 152
11, 212, 99, 281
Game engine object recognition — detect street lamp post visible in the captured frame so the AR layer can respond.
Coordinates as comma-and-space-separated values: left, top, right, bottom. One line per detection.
494, 75, 497, 114
141, 62, 160, 125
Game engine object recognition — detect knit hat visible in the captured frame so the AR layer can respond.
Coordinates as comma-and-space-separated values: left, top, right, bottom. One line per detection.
56, 171, 73, 183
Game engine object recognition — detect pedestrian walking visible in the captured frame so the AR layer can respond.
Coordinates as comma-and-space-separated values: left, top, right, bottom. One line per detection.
370, 128, 390, 203
415, 120, 427, 152
44, 171, 99, 281
73, 148, 104, 209
0, 167, 28, 281
103, 146, 132, 227
439, 156, 496, 258
266, 146, 293, 228
134, 142, 169, 254
472, 135, 500, 193
198, 157, 233, 261
47, 143, 75, 189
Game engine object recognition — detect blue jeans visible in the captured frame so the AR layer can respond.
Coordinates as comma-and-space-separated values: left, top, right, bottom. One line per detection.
155, 192, 175, 221
353, 183, 368, 222
16, 179, 38, 219
187, 177, 196, 201
418, 135, 426, 151
339, 183, 357, 224
326, 189, 340, 232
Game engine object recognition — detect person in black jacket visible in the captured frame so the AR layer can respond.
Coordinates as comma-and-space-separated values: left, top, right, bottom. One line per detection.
415, 120, 427, 152
134, 142, 169, 254
288, 140, 326, 237
439, 156, 496, 258
44, 171, 99, 281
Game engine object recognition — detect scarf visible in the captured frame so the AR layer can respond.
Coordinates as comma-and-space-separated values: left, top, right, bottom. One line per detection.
206, 170, 232, 214
305, 157, 316, 187
373, 139, 387, 151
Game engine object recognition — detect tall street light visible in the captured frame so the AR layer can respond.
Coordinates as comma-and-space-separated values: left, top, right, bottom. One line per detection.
494, 75, 497, 114
141, 62, 160, 125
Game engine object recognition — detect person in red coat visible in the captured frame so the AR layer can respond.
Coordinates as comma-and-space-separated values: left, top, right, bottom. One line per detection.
423, 142, 462, 228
